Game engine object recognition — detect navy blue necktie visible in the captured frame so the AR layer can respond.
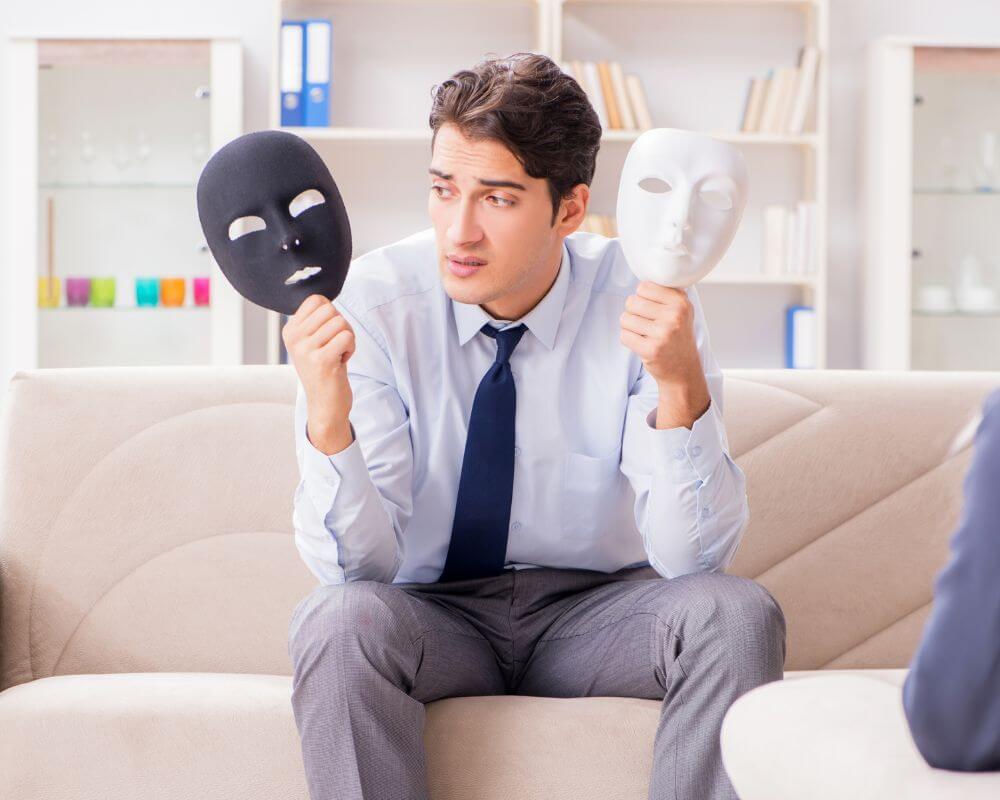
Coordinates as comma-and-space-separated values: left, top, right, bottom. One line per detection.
439, 322, 528, 582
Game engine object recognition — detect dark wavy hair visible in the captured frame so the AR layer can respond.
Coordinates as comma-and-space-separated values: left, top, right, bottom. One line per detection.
428, 52, 602, 226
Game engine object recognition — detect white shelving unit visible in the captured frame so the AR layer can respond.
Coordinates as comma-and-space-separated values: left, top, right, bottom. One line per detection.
4, 36, 245, 381
268, 0, 828, 368
865, 36, 1000, 371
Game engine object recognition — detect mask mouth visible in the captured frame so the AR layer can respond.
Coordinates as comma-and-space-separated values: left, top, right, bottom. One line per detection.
285, 266, 323, 286
661, 243, 690, 257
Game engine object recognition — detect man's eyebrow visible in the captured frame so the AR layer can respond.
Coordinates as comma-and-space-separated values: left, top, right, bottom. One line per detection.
428, 168, 526, 191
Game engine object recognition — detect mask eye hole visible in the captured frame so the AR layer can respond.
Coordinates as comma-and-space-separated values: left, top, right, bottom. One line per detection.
228, 215, 266, 240
638, 176, 672, 194
289, 188, 326, 218
699, 186, 734, 211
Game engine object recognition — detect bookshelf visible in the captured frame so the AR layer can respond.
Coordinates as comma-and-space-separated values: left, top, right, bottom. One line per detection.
865, 37, 1000, 371
268, 0, 829, 368
4, 36, 245, 380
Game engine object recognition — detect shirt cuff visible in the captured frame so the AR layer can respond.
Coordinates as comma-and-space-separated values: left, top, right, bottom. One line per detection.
645, 399, 726, 483
302, 421, 366, 506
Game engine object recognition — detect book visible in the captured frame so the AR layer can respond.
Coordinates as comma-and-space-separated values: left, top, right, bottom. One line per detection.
785, 203, 798, 274
774, 67, 798, 134
303, 19, 332, 127
609, 61, 636, 130
786, 46, 820, 134
740, 78, 762, 133
597, 61, 622, 129
785, 305, 816, 368
803, 202, 817, 274
756, 69, 782, 134
744, 77, 768, 133
625, 74, 654, 130
582, 61, 609, 131
279, 21, 305, 127
762, 205, 788, 276
760, 67, 796, 133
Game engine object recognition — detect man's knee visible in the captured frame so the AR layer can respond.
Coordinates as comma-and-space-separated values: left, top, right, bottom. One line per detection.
662, 573, 786, 662
288, 580, 407, 666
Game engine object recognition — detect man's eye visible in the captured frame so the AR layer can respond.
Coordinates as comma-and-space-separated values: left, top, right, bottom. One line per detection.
289, 188, 326, 217
431, 185, 451, 198
228, 215, 266, 240
488, 195, 514, 208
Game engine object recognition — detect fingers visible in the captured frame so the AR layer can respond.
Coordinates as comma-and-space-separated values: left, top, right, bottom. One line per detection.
620, 310, 656, 337
299, 300, 341, 338
284, 295, 341, 345
624, 293, 662, 320
636, 280, 686, 303
308, 313, 351, 350
619, 328, 652, 360
291, 293, 329, 323
318, 329, 355, 366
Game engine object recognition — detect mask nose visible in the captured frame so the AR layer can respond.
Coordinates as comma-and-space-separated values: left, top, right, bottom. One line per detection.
664, 219, 691, 247
280, 234, 302, 252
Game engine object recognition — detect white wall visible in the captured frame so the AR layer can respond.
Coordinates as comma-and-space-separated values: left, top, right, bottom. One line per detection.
4, 0, 1000, 368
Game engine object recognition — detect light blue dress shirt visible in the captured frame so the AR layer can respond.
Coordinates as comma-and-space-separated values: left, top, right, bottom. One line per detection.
292, 226, 749, 585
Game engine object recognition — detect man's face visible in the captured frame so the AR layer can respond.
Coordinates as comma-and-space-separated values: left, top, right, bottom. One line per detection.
427, 124, 574, 315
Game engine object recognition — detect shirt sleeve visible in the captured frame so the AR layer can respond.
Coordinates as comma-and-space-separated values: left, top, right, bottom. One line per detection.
619, 284, 749, 579
292, 294, 414, 585
901, 389, 1000, 771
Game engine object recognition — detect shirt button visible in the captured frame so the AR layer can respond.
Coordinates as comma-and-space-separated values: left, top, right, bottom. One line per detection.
691, 445, 703, 457
511, 521, 522, 530
672, 448, 686, 461
514, 446, 522, 456
700, 507, 711, 519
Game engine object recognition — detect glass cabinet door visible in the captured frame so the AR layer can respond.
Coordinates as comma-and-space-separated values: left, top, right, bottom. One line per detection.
911, 46, 1000, 370
35, 40, 216, 367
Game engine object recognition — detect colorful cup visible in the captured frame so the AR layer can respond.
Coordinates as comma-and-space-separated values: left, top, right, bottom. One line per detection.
38, 276, 61, 308
89, 277, 116, 307
160, 277, 186, 307
65, 277, 91, 307
136, 277, 159, 307
193, 276, 211, 307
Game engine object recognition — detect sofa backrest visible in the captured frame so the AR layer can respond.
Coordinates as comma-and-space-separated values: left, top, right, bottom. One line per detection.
1, 366, 996, 690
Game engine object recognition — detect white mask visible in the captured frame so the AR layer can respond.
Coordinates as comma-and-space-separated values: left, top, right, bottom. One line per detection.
616, 128, 748, 288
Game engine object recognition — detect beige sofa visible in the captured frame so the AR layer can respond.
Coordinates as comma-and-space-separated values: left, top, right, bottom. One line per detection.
1, 365, 998, 799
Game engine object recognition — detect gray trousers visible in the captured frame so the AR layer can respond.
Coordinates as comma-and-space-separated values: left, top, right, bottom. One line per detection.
288, 564, 786, 800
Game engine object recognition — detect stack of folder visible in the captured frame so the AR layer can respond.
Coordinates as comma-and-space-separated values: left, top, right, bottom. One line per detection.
280, 19, 332, 127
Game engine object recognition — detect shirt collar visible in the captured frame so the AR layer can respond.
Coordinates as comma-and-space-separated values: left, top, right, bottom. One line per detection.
451, 241, 571, 351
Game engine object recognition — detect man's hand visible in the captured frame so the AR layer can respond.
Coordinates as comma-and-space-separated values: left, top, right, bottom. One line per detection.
619, 281, 710, 430
282, 294, 356, 455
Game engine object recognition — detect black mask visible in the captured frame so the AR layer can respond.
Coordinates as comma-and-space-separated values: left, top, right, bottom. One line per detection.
196, 130, 352, 315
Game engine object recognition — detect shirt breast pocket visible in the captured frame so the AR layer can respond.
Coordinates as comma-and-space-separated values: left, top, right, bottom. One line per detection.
561, 451, 622, 538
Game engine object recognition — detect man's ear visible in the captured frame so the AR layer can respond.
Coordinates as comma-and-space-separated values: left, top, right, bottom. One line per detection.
556, 183, 590, 235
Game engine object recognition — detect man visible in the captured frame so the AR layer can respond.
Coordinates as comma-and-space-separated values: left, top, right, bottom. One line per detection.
285, 52, 785, 800
902, 388, 1000, 771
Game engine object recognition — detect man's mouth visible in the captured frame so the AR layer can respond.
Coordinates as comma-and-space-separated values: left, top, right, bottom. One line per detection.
285, 266, 322, 285
448, 255, 487, 267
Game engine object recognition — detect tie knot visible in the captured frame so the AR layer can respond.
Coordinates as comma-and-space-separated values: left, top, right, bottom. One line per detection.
480, 323, 527, 365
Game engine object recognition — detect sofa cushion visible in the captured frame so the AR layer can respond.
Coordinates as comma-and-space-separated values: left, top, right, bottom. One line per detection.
0, 671, 664, 800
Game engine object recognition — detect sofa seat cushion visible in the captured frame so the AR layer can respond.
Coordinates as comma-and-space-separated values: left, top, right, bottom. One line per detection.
0, 671, 665, 800
721, 669, 1000, 800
